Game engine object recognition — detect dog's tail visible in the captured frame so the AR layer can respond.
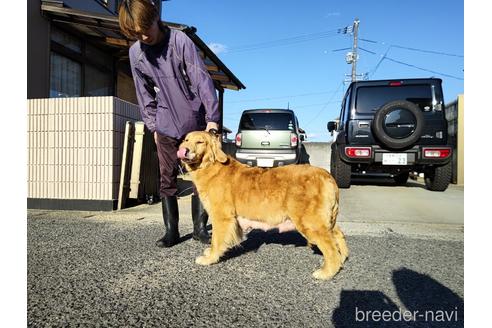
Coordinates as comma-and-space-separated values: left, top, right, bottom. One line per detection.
331, 199, 339, 228
327, 174, 340, 230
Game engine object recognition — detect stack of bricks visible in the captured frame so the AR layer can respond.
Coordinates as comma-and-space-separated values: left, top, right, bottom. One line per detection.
27, 96, 140, 209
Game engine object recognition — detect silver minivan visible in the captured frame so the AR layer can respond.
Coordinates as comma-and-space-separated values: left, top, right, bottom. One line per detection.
234, 109, 305, 167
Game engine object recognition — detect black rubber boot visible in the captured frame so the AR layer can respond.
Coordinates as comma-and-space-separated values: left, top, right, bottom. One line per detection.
191, 195, 211, 244
156, 196, 180, 248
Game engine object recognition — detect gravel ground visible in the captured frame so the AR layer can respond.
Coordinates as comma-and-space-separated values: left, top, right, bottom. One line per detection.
27, 202, 463, 328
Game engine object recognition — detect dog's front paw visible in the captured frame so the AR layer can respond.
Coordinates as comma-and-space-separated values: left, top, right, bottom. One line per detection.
195, 255, 217, 266
203, 247, 212, 257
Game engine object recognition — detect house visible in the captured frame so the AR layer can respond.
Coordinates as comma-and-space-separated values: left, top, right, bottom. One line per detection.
27, 0, 245, 210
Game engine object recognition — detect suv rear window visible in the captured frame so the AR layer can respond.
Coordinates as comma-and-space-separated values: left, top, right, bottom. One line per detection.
239, 112, 295, 131
355, 85, 433, 113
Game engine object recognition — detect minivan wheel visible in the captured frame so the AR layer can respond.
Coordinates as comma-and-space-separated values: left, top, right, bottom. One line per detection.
331, 149, 351, 188
394, 172, 409, 185
424, 162, 452, 191
372, 100, 425, 149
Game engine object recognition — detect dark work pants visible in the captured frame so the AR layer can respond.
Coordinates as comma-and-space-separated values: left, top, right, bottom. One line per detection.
155, 133, 197, 197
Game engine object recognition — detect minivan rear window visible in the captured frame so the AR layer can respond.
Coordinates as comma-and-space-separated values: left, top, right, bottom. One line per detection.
239, 112, 295, 131
355, 85, 433, 113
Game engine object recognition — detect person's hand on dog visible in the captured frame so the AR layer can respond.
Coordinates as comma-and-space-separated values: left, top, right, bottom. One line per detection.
205, 122, 219, 133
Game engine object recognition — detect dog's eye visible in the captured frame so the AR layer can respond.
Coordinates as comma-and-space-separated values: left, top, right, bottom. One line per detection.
196, 141, 204, 144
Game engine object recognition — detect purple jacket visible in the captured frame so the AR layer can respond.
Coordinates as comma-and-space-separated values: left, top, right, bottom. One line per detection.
129, 27, 220, 139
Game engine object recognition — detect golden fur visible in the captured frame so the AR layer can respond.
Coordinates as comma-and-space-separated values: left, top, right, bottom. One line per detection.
179, 131, 349, 280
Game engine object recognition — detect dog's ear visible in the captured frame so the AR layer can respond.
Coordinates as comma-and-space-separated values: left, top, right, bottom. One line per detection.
211, 137, 228, 163
202, 134, 227, 165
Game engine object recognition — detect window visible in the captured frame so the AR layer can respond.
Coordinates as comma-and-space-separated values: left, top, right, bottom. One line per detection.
49, 27, 114, 98
85, 44, 113, 68
239, 113, 296, 131
51, 28, 82, 53
339, 87, 351, 130
85, 66, 112, 96
50, 52, 82, 97
355, 85, 432, 114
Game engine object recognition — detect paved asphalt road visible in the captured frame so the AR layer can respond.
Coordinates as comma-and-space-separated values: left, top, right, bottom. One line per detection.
27, 181, 464, 327
340, 177, 464, 225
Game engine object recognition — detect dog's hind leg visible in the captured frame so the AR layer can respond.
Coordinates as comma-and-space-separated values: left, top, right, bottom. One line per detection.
333, 224, 349, 265
301, 226, 342, 280
195, 216, 242, 266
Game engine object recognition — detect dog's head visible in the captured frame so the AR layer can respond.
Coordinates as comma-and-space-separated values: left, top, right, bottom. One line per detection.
177, 131, 228, 170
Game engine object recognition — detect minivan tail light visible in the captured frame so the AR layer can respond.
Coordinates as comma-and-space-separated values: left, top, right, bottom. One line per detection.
235, 133, 242, 147
291, 133, 298, 147
423, 148, 451, 158
345, 147, 371, 158
389, 81, 402, 86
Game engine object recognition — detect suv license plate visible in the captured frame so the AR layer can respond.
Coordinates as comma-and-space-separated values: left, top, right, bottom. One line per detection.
257, 158, 274, 167
382, 153, 408, 165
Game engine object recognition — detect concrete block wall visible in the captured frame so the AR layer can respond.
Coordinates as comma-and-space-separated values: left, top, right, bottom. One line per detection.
27, 97, 140, 209
302, 142, 331, 171
221, 142, 332, 172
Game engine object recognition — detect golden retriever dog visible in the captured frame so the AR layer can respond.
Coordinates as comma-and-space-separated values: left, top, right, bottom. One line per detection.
177, 131, 349, 280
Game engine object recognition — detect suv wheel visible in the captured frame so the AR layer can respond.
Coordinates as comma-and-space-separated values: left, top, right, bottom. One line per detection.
394, 172, 409, 185
424, 162, 452, 191
331, 148, 351, 188
372, 100, 425, 149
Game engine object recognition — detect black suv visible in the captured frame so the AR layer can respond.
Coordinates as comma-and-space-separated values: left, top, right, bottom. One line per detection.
327, 78, 452, 191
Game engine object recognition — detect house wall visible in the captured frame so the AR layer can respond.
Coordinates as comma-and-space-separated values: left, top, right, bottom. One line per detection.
28, 0, 50, 99
27, 97, 140, 210
445, 95, 464, 185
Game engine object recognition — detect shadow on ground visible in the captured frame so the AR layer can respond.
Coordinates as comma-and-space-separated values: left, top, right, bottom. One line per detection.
350, 177, 427, 189
332, 267, 464, 327
221, 229, 323, 261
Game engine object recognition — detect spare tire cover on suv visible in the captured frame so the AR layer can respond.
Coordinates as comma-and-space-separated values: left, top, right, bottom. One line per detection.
372, 100, 425, 149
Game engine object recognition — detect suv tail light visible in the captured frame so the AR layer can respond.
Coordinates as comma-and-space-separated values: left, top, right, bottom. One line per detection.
235, 133, 242, 147
291, 133, 298, 147
423, 147, 451, 158
345, 147, 371, 158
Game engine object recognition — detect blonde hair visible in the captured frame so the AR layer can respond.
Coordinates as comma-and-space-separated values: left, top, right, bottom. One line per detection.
118, 0, 159, 39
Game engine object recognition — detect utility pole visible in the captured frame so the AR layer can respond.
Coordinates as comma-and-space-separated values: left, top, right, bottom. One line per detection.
351, 18, 360, 82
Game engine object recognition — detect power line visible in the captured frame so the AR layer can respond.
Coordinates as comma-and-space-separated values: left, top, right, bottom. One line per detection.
225, 26, 350, 54
332, 47, 351, 52
359, 38, 378, 44
222, 100, 342, 120
304, 81, 345, 128
369, 45, 393, 77
384, 56, 464, 80
359, 38, 464, 58
359, 47, 376, 55
366, 44, 464, 80
224, 89, 342, 104
294, 101, 341, 109
391, 44, 464, 58
227, 34, 340, 54
229, 29, 340, 50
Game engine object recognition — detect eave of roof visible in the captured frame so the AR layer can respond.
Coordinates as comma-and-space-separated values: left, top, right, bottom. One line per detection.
41, 1, 245, 91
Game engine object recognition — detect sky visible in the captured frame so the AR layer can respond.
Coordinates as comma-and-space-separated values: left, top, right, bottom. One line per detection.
163, 0, 464, 142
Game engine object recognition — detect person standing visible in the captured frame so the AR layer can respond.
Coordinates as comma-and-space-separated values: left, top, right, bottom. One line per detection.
118, 0, 219, 247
